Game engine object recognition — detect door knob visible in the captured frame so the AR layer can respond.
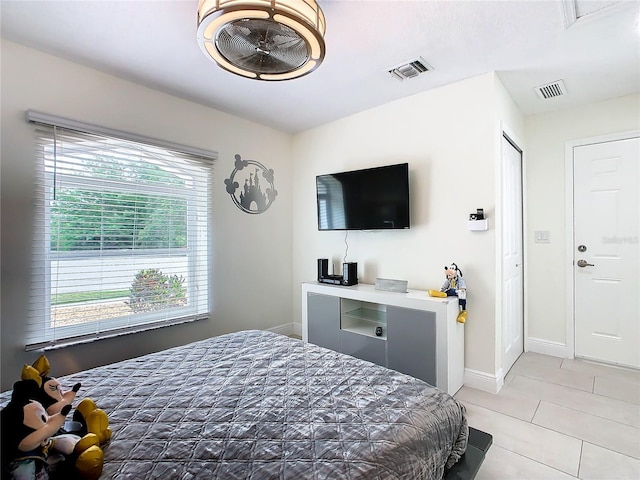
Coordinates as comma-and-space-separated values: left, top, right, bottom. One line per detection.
577, 259, 594, 267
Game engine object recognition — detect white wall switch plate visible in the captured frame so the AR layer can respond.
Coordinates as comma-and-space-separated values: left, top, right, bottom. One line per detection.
535, 230, 550, 243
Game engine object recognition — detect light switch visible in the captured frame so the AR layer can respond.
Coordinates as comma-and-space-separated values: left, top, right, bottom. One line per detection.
535, 231, 550, 243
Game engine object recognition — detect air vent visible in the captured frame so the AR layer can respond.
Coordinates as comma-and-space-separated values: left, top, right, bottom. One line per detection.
389, 57, 432, 81
535, 80, 568, 99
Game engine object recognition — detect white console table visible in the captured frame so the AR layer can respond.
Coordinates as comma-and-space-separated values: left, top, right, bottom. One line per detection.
302, 282, 464, 395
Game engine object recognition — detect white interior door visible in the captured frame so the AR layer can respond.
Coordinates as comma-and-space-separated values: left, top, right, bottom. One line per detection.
502, 134, 524, 374
574, 136, 639, 368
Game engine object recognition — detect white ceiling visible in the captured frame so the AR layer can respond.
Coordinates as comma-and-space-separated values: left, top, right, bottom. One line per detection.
1, 0, 639, 133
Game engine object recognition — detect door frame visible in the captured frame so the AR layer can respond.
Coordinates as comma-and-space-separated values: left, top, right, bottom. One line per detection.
500, 130, 525, 374
498, 123, 527, 377
564, 130, 640, 360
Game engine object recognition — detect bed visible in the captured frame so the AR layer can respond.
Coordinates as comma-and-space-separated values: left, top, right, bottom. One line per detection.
1, 330, 470, 479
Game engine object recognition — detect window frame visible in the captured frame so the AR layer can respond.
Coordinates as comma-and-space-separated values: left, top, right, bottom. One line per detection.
26, 111, 216, 350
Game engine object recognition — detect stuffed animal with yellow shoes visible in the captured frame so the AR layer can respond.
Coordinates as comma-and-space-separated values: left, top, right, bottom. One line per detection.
21, 355, 112, 445
10, 355, 112, 479
1, 379, 103, 480
429, 263, 468, 323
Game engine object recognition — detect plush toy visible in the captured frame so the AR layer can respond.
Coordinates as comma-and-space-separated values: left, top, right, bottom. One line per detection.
22, 355, 112, 445
72, 399, 111, 445
8, 355, 111, 480
0, 380, 103, 480
21, 355, 80, 416
429, 263, 468, 323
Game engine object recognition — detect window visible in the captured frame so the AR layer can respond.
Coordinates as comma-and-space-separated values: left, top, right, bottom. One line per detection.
27, 114, 213, 349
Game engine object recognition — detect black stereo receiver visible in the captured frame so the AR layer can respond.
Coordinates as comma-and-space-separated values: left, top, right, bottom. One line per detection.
318, 274, 344, 285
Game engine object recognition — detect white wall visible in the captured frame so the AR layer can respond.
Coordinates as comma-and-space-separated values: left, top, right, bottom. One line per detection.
525, 94, 640, 354
4, 39, 634, 393
291, 72, 524, 381
0, 40, 294, 390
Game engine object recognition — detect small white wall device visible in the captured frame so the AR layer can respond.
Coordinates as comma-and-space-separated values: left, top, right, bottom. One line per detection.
468, 208, 488, 231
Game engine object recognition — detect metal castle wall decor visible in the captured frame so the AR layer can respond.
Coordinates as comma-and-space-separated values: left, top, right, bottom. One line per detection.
224, 154, 278, 214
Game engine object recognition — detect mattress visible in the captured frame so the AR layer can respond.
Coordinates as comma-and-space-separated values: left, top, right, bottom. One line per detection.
1, 330, 468, 479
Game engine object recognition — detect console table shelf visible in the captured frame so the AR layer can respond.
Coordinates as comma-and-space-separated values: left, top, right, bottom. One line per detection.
302, 281, 464, 395
342, 307, 387, 340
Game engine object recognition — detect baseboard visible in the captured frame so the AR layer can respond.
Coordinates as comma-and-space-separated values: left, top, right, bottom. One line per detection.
267, 322, 302, 337
527, 337, 570, 359
292, 322, 302, 337
464, 368, 504, 394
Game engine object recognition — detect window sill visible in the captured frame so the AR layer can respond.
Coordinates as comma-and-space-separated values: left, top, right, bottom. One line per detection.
25, 313, 209, 352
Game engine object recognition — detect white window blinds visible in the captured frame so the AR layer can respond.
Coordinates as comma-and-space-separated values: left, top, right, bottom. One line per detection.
27, 114, 213, 350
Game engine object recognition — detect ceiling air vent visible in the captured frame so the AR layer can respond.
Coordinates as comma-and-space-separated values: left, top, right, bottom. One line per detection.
535, 80, 568, 99
389, 57, 432, 81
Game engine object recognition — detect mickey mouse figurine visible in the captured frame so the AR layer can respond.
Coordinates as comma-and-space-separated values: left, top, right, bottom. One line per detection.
429, 263, 468, 323
22, 355, 112, 445
1, 379, 69, 479
4, 355, 108, 480
21, 355, 80, 416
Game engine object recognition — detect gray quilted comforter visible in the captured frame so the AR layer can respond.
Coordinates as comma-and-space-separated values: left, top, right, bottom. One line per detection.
1, 330, 468, 479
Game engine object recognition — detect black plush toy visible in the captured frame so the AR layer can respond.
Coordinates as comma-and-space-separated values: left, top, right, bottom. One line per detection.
1, 357, 107, 480
1, 379, 72, 479
22, 355, 112, 445
21, 355, 80, 416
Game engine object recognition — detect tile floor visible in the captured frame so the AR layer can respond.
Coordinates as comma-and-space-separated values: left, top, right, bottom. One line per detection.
455, 352, 640, 479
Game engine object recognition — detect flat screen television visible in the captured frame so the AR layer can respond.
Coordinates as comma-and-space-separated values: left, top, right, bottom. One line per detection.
316, 163, 410, 230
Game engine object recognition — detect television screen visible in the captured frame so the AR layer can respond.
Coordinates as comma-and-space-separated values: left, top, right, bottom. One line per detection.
316, 163, 410, 230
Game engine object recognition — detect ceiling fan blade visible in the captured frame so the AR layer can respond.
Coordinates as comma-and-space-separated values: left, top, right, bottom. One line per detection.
215, 18, 310, 75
